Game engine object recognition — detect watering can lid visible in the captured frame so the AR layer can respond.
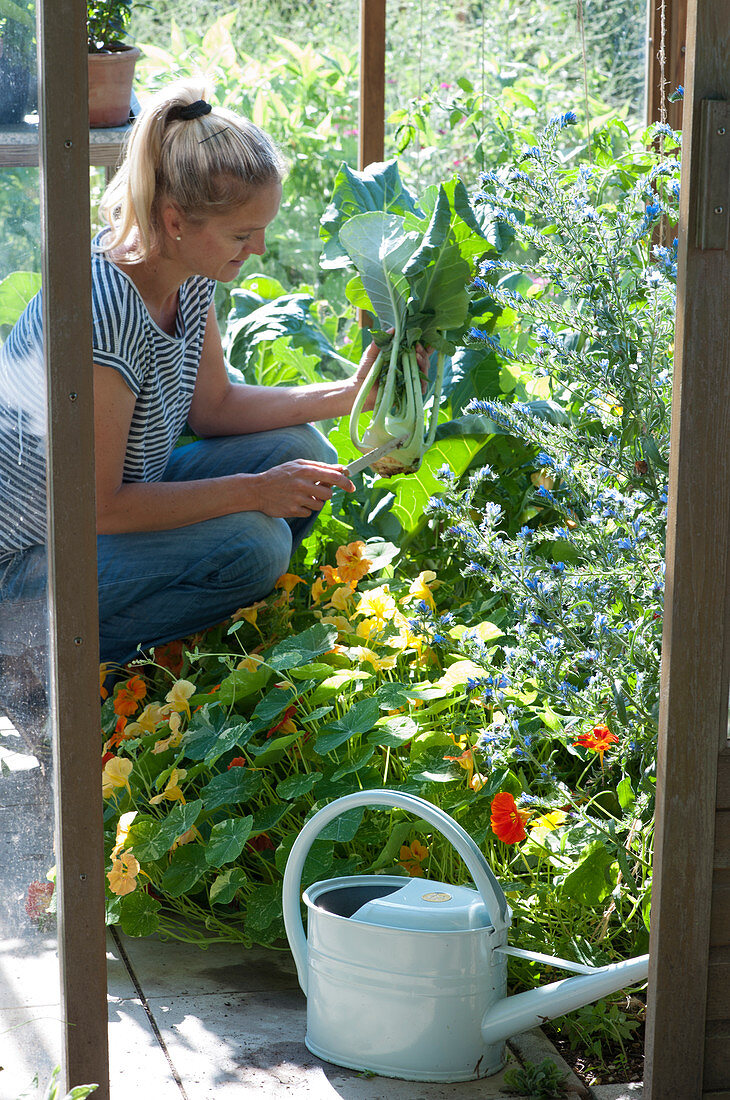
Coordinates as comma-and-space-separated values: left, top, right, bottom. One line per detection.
348, 876, 493, 932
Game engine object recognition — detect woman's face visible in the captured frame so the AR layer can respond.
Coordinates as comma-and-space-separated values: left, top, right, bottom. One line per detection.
176, 181, 282, 282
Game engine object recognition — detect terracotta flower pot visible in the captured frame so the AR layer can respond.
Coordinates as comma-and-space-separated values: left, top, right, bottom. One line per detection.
88, 44, 140, 128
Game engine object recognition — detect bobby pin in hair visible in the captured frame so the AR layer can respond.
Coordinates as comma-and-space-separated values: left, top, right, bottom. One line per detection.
199, 128, 230, 144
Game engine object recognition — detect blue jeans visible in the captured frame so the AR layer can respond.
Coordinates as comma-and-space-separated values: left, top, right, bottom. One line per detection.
0, 424, 336, 666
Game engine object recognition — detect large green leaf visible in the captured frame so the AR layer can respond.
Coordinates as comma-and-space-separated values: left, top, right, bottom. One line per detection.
0, 271, 40, 327
127, 800, 203, 862
314, 696, 381, 755
206, 816, 253, 867
266, 622, 338, 671
224, 293, 349, 378
210, 867, 248, 905
199, 768, 263, 811
161, 845, 209, 897
338, 211, 419, 330
320, 158, 421, 268
118, 889, 161, 937
561, 841, 618, 905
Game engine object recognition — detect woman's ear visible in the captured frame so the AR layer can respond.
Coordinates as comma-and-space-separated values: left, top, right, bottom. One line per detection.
160, 202, 185, 241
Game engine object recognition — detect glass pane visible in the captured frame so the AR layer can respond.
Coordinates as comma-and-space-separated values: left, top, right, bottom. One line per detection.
385, 0, 649, 188
0, 3, 62, 1092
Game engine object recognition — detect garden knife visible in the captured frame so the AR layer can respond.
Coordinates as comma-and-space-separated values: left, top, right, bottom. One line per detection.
345, 434, 410, 476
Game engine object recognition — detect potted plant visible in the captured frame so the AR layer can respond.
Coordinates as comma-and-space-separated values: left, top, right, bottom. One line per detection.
87, 0, 140, 128
0, 0, 35, 124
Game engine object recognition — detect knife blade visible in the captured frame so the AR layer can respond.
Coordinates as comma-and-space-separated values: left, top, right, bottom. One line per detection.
345, 434, 410, 477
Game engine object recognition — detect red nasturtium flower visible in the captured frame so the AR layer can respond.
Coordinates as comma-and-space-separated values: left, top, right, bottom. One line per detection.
490, 792, 530, 844
113, 675, 147, 718
266, 705, 297, 739
227, 757, 246, 770
573, 724, 618, 768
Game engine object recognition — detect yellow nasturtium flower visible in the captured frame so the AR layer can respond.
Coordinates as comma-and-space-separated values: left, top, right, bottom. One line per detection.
150, 768, 187, 805
102, 757, 133, 799
405, 570, 439, 609
355, 585, 397, 626
529, 810, 568, 844
124, 702, 166, 739
107, 851, 140, 896
111, 810, 137, 858
236, 654, 265, 673
327, 585, 355, 613
165, 679, 196, 718
356, 646, 397, 672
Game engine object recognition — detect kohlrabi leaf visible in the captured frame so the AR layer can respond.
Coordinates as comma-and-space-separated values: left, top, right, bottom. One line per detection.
224, 293, 350, 379
320, 159, 422, 268
338, 212, 420, 331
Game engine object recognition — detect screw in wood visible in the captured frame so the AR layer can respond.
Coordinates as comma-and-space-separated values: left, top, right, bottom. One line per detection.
714, 206, 724, 215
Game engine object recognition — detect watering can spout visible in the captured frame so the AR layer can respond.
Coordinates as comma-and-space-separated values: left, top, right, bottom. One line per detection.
481, 952, 649, 1047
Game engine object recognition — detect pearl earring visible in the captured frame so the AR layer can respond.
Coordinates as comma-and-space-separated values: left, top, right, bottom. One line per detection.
176, 235, 182, 241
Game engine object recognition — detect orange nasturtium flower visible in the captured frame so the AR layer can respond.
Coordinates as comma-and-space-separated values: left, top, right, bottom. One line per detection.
399, 839, 429, 877
490, 792, 530, 845
321, 564, 341, 588
227, 757, 247, 770
443, 746, 475, 787
107, 851, 140, 896
335, 540, 372, 586
573, 724, 618, 768
113, 680, 146, 718
275, 572, 305, 595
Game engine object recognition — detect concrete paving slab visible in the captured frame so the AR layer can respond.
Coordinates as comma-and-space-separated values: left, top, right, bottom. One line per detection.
116, 931, 298, 997
0, 1003, 63, 1099
590, 1085, 643, 1099
140, 986, 523, 1099
107, 996, 183, 1100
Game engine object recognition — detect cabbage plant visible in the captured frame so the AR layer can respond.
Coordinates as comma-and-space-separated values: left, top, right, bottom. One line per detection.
321, 161, 490, 474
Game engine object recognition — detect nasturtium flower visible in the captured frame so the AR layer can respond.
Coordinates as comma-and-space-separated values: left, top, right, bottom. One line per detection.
399, 840, 429, 877
355, 585, 397, 625
171, 826, 201, 850
573, 724, 618, 768
275, 572, 305, 594
102, 756, 133, 799
266, 705, 297, 739
490, 792, 530, 844
236, 654, 265, 673
444, 746, 475, 786
316, 611, 352, 634
321, 564, 341, 587
124, 703, 165, 739
327, 585, 355, 613
355, 616, 381, 642
99, 663, 110, 700
335, 541, 372, 585
111, 810, 138, 858
151, 727, 183, 755
529, 809, 568, 844
311, 576, 327, 605
356, 646, 397, 672
404, 570, 439, 609
227, 757, 246, 769
150, 768, 187, 805
165, 679, 196, 718
107, 851, 140, 896
233, 599, 267, 627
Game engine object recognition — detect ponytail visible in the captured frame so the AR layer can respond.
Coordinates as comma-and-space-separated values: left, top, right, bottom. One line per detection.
98, 79, 286, 261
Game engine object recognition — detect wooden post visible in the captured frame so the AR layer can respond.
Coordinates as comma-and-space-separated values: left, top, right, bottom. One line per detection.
38, 0, 110, 1095
359, 0, 386, 170
646, 0, 687, 129
644, 2, 730, 1096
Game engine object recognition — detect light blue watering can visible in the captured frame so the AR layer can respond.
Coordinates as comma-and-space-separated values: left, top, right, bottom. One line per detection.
282, 789, 648, 1083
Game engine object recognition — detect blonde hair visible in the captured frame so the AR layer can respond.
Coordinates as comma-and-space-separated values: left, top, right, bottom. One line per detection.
98, 80, 286, 261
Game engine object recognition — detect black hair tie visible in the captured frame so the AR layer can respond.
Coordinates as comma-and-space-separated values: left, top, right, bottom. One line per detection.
170, 99, 213, 122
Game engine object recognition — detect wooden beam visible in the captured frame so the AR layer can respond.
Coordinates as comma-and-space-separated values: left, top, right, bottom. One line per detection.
646, 0, 687, 130
38, 1, 110, 1095
644, 2, 730, 1096
358, 0, 386, 170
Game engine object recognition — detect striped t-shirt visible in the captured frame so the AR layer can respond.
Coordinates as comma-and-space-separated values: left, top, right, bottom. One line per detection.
0, 230, 215, 557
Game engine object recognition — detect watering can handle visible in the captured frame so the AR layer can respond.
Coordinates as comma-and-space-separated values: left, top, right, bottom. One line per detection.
282, 789, 510, 994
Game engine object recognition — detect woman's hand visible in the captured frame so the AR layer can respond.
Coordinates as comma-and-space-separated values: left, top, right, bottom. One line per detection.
251, 459, 355, 518
352, 335, 433, 412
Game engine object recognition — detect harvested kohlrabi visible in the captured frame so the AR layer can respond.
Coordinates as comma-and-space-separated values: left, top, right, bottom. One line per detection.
322, 163, 486, 475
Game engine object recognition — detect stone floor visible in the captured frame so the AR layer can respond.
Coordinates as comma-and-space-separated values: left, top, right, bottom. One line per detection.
0, 719, 638, 1100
